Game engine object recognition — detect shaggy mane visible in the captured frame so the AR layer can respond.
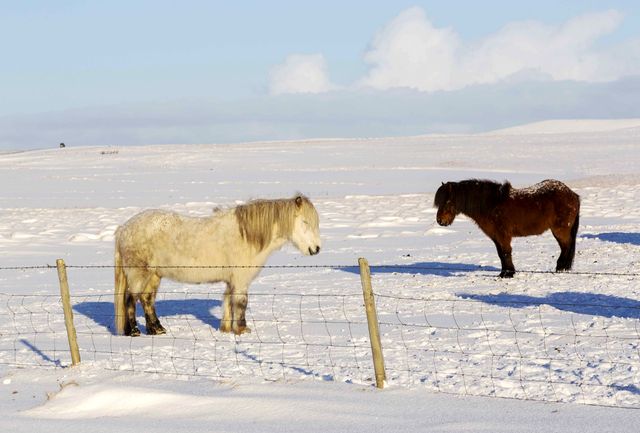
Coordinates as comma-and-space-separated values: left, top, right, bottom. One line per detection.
235, 195, 314, 251
435, 179, 511, 215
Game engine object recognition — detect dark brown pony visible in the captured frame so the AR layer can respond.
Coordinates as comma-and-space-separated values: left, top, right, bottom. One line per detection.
433, 179, 580, 278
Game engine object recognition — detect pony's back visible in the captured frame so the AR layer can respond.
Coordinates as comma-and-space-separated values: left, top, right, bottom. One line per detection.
116, 209, 235, 262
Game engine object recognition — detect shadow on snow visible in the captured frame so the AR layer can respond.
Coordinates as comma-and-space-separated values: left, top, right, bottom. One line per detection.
581, 232, 640, 246
236, 349, 334, 381
73, 298, 221, 335
339, 261, 500, 277
19, 338, 63, 367
611, 384, 640, 395
458, 291, 640, 320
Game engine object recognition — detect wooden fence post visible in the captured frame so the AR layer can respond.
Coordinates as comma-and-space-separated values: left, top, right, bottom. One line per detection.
56, 259, 81, 366
358, 257, 386, 389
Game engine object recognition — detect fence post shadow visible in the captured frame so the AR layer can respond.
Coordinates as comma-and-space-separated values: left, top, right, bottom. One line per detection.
235, 349, 334, 381
19, 338, 63, 367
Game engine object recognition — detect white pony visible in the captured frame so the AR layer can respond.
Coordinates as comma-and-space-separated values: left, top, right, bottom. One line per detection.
114, 195, 321, 336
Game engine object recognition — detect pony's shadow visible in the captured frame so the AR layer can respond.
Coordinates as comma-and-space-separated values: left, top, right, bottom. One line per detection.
74, 299, 221, 335
458, 291, 640, 319
611, 384, 640, 395
340, 262, 500, 277
581, 232, 640, 246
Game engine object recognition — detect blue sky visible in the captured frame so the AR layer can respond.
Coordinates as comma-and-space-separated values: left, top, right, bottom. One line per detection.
2, 1, 640, 149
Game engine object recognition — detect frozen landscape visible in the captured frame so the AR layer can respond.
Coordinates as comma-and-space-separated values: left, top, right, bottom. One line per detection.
2, 119, 640, 431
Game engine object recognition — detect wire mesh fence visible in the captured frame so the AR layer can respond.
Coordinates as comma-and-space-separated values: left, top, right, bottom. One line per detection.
71, 289, 374, 383
373, 291, 640, 407
1, 262, 639, 408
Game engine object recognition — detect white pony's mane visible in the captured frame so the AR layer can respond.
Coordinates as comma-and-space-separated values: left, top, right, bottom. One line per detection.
234, 195, 316, 251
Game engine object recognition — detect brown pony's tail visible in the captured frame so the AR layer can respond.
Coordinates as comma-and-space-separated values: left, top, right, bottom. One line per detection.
114, 244, 128, 335
566, 205, 580, 269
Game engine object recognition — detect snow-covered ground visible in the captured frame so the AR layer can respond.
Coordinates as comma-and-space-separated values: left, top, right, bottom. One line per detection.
2, 120, 640, 431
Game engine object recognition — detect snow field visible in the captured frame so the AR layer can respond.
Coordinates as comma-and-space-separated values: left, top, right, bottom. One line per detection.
1, 186, 640, 407
1, 121, 640, 430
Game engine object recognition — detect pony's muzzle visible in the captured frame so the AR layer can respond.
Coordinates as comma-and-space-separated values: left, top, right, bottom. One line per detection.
309, 246, 321, 255
436, 218, 449, 226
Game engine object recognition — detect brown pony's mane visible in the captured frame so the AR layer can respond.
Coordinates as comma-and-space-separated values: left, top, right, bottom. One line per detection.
435, 179, 512, 216
235, 195, 314, 251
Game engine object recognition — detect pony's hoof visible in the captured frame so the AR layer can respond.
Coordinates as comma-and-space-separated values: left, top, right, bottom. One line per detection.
233, 326, 251, 335
128, 327, 141, 337
148, 326, 166, 335
499, 271, 515, 278
219, 323, 232, 333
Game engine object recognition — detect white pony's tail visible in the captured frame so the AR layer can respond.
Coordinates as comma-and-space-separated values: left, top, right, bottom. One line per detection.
114, 244, 127, 335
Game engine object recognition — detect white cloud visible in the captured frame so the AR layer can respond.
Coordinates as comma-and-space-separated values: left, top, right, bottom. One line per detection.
460, 10, 624, 85
359, 8, 631, 92
269, 54, 335, 95
359, 7, 460, 92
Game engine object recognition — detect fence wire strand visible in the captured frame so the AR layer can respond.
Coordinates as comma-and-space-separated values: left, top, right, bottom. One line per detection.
2, 262, 640, 277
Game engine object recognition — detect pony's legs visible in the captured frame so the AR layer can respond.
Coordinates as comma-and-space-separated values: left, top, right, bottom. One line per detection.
552, 203, 579, 272
231, 288, 250, 335
140, 274, 165, 335
123, 270, 155, 337
220, 283, 233, 333
124, 292, 140, 337
220, 283, 250, 334
492, 238, 515, 278
552, 228, 574, 271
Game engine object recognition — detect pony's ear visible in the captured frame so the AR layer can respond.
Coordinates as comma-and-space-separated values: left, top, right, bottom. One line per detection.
441, 182, 445, 186
498, 181, 512, 199
294, 195, 303, 208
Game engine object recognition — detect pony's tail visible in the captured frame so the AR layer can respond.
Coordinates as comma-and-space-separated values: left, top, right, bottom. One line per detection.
566, 204, 580, 269
114, 245, 128, 335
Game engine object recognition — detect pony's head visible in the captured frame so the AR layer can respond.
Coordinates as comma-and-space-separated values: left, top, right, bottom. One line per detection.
434, 182, 457, 226
434, 179, 512, 226
235, 195, 321, 255
290, 195, 321, 256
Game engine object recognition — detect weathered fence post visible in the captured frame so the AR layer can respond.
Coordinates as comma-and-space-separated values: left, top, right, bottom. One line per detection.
358, 257, 386, 389
56, 259, 81, 366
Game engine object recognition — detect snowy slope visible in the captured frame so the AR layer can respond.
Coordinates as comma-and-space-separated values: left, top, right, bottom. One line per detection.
488, 118, 640, 135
